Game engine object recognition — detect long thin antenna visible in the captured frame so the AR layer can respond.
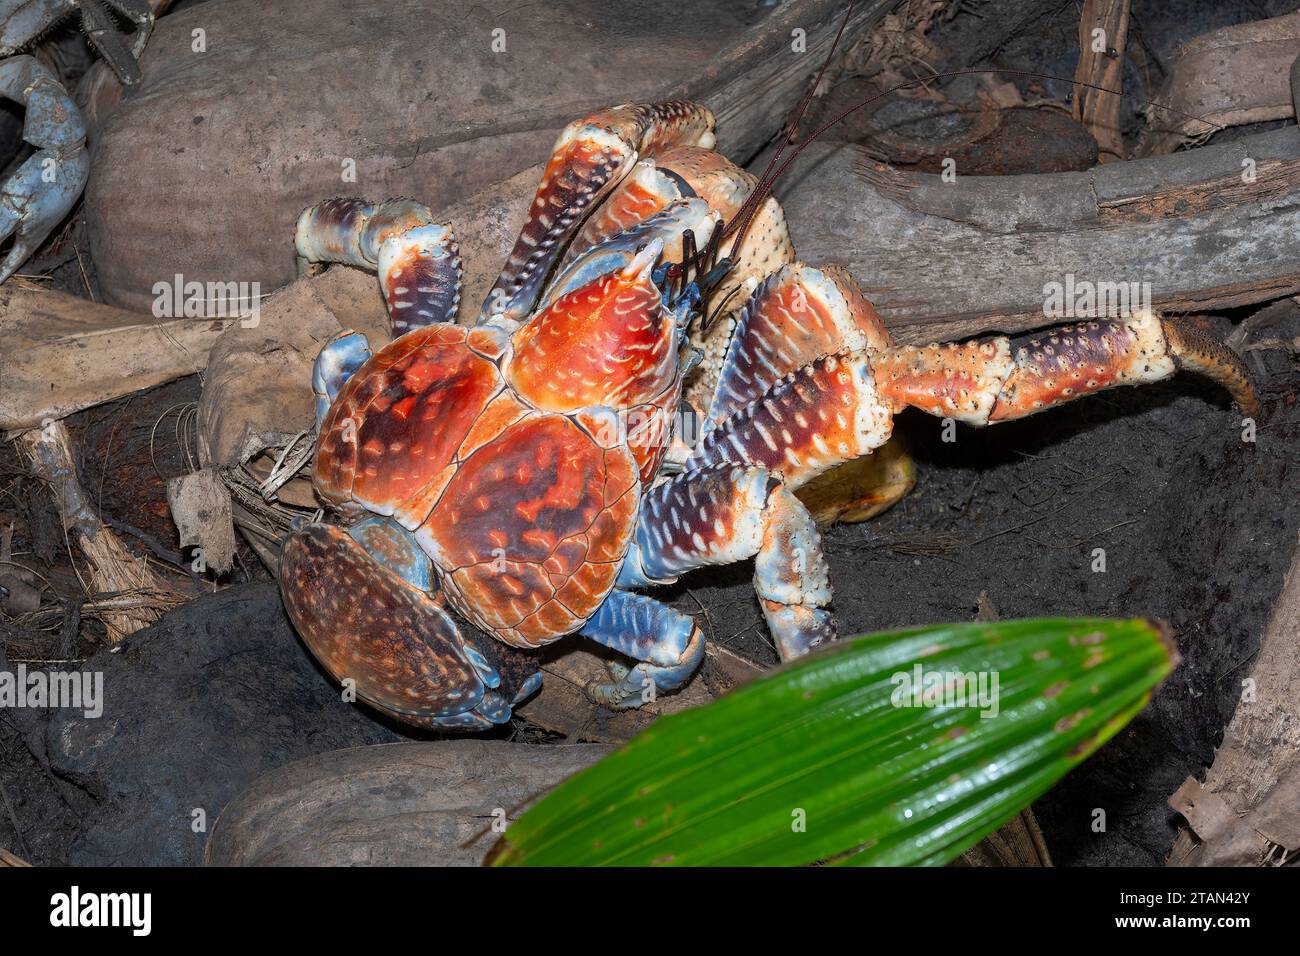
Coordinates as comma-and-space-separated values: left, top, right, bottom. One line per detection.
744, 1, 857, 219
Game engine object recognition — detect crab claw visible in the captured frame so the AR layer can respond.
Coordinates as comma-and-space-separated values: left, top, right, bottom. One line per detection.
0, 56, 89, 284
281, 523, 524, 731
479, 102, 715, 326
623, 234, 664, 281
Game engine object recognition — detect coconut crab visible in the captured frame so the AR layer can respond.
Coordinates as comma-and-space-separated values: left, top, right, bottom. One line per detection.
280, 99, 1256, 730
0, 0, 163, 282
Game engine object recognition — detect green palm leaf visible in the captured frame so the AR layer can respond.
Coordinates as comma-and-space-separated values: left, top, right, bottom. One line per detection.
492, 618, 1176, 866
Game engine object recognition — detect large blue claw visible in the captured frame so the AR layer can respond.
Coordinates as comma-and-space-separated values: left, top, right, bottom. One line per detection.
0, 56, 89, 284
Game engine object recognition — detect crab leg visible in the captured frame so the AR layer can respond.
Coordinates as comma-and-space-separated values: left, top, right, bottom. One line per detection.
565, 158, 690, 260
871, 312, 1259, 424
281, 521, 540, 730
689, 349, 894, 492
74, 0, 155, 86
580, 589, 705, 709
677, 262, 915, 521
0, 55, 88, 284
294, 197, 462, 336
699, 262, 894, 435
689, 310, 1256, 495
311, 329, 373, 426
480, 101, 715, 327
620, 464, 835, 665
1, 1, 160, 86
538, 197, 719, 311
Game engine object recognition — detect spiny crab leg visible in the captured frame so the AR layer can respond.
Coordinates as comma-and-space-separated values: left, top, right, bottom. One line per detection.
872, 312, 1259, 424
690, 310, 1256, 498
1, 1, 159, 84
648, 308, 1254, 675
579, 589, 705, 709
295, 197, 462, 336
76, 0, 156, 86
0, 55, 88, 284
616, 463, 835, 674
479, 101, 716, 328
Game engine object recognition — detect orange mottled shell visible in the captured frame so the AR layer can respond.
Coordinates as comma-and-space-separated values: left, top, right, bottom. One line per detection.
418, 413, 639, 647
314, 324, 639, 648
507, 272, 674, 416
506, 268, 679, 483
315, 324, 504, 524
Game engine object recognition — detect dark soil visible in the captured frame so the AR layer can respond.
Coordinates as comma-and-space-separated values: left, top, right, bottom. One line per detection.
0, 585, 407, 866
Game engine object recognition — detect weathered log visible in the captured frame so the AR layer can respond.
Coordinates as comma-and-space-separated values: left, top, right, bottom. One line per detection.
204, 741, 614, 866
0, 847, 31, 867
777, 127, 1300, 344
0, 282, 232, 431
1136, 12, 1300, 157
953, 810, 1053, 867
86, 0, 890, 312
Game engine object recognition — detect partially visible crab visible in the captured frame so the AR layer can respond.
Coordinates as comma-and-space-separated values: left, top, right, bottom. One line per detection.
0, 0, 163, 281
280, 98, 1256, 730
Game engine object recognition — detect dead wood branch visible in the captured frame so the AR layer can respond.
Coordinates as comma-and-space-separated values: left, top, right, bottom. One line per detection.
88, 0, 892, 312
778, 127, 1300, 344
1073, 0, 1130, 162
204, 741, 614, 866
0, 847, 31, 867
0, 282, 233, 432
1137, 13, 1300, 157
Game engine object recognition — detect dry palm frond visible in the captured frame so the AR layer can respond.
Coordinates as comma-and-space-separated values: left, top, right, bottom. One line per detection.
17, 421, 184, 642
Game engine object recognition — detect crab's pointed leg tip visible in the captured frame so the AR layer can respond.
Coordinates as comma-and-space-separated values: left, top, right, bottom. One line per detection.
1161, 315, 1259, 418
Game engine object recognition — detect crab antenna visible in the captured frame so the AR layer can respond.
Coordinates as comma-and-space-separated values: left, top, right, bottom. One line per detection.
705, 217, 724, 264
741, 0, 857, 231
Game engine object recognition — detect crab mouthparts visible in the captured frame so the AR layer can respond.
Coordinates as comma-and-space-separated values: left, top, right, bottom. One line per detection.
622, 237, 665, 282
